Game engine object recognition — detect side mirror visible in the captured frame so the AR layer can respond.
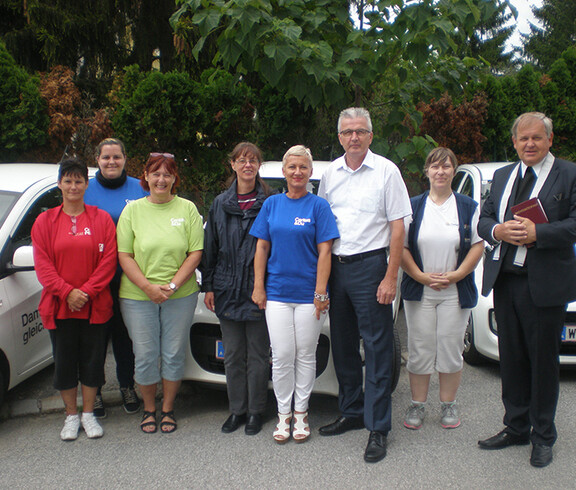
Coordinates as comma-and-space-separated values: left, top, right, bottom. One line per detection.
11, 245, 35, 270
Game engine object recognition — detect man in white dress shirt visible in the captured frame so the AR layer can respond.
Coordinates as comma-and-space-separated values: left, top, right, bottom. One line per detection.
318, 107, 411, 462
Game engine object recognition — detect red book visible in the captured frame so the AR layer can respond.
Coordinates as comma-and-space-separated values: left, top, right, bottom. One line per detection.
511, 197, 548, 224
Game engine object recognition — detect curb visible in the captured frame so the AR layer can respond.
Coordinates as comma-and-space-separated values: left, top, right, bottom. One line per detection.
5, 389, 124, 419
2, 382, 198, 420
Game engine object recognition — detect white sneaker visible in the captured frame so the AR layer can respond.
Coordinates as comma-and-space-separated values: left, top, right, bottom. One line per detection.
81, 412, 104, 439
60, 414, 80, 441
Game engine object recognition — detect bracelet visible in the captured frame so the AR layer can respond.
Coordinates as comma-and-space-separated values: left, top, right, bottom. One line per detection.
314, 292, 329, 302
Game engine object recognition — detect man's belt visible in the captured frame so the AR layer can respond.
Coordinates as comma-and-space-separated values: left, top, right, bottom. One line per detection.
333, 248, 387, 264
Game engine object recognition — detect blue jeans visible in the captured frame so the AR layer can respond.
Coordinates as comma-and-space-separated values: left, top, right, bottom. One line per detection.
120, 293, 198, 385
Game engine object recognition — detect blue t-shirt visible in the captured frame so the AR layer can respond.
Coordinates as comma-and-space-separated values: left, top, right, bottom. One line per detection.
84, 175, 148, 225
250, 192, 339, 303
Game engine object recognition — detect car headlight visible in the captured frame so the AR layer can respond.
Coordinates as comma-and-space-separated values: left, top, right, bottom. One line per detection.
489, 308, 498, 335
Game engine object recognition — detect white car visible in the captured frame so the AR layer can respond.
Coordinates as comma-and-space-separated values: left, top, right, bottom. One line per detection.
452, 162, 576, 365
183, 160, 403, 395
0, 163, 96, 405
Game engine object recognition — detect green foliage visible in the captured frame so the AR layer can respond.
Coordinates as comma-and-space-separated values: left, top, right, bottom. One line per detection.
170, 0, 514, 182
0, 0, 178, 77
171, 0, 499, 109
0, 41, 48, 161
112, 70, 204, 153
437, 0, 516, 71
110, 66, 255, 195
522, 0, 576, 71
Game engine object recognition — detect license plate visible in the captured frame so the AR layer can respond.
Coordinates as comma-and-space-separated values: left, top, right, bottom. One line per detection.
215, 340, 225, 359
561, 325, 576, 343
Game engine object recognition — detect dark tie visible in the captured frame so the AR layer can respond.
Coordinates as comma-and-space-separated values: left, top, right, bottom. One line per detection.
514, 167, 536, 205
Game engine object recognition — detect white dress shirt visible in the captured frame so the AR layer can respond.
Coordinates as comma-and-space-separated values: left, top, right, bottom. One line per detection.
318, 150, 412, 256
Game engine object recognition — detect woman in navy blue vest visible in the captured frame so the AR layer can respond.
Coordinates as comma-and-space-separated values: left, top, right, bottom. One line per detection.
400, 147, 483, 431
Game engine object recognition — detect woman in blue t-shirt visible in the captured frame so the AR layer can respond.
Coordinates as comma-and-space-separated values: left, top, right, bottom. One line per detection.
251, 145, 339, 444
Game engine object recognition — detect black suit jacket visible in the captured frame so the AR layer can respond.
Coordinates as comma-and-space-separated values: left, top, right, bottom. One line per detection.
478, 157, 576, 307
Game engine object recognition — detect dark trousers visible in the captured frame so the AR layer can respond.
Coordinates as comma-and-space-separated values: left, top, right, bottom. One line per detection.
328, 253, 393, 433
103, 280, 135, 390
493, 273, 565, 446
220, 318, 270, 415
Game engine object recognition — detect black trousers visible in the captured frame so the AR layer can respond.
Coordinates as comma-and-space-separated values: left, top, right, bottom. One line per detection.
493, 272, 565, 446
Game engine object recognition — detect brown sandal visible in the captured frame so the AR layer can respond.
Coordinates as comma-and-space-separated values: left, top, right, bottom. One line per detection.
160, 410, 177, 434
140, 410, 157, 434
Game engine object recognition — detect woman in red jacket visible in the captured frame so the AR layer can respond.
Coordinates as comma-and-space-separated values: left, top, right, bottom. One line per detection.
32, 159, 117, 441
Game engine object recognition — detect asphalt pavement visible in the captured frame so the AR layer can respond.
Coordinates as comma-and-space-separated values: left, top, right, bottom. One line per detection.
1, 312, 576, 488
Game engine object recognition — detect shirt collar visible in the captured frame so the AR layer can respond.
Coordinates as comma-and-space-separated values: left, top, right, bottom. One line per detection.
520, 152, 554, 177
337, 149, 375, 173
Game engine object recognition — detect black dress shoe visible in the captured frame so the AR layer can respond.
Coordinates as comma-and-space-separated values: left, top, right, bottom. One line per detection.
530, 444, 553, 467
318, 416, 364, 436
478, 429, 530, 449
245, 414, 263, 436
221, 413, 246, 433
364, 431, 387, 463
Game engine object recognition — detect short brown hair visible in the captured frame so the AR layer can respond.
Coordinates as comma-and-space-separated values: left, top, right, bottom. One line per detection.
424, 147, 458, 172
140, 153, 180, 193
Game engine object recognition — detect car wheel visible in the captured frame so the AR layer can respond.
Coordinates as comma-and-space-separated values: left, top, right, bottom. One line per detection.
0, 368, 5, 407
463, 314, 485, 365
391, 325, 401, 392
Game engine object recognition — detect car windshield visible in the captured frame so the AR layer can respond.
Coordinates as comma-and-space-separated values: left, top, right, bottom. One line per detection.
0, 191, 20, 228
262, 178, 321, 195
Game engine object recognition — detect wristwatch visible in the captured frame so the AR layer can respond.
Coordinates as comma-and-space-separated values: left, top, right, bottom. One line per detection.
169, 282, 178, 292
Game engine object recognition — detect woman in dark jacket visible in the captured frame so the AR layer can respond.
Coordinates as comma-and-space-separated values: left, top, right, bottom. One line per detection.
202, 142, 271, 436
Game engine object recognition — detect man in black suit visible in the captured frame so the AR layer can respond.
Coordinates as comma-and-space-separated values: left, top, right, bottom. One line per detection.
477, 112, 576, 467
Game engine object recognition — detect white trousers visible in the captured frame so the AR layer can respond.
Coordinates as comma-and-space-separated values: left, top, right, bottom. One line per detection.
265, 301, 325, 413
404, 292, 471, 375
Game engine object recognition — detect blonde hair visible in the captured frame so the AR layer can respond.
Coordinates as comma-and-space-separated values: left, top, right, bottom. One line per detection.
282, 145, 313, 168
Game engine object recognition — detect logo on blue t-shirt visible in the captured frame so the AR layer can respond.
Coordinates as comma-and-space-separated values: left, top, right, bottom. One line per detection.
294, 217, 311, 226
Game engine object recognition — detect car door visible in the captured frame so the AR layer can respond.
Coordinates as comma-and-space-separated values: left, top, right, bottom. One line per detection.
2, 186, 61, 381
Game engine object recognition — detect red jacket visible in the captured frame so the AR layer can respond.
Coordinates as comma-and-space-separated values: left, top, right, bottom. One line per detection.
31, 204, 117, 329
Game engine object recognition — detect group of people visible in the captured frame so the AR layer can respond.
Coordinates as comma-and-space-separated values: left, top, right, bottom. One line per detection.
32, 142, 204, 439
32, 108, 576, 469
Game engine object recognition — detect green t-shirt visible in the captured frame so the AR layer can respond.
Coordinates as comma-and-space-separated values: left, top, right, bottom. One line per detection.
117, 196, 204, 300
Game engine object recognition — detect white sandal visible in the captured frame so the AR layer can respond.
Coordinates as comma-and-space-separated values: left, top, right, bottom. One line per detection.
293, 411, 310, 443
273, 412, 292, 444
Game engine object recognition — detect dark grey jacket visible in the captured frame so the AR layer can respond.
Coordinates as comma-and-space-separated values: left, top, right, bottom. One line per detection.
201, 180, 268, 321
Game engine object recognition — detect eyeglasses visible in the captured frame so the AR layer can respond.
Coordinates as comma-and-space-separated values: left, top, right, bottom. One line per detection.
149, 152, 175, 159
235, 158, 259, 166
70, 215, 77, 235
339, 129, 372, 137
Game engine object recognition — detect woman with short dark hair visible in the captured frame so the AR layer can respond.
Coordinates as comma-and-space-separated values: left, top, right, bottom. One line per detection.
32, 158, 117, 441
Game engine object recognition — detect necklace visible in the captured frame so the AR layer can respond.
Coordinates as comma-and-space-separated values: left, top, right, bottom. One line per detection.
428, 192, 452, 206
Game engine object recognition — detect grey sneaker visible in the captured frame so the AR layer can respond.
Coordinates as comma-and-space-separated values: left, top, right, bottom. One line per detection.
120, 387, 141, 414
441, 402, 461, 429
93, 393, 106, 419
403, 403, 425, 429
